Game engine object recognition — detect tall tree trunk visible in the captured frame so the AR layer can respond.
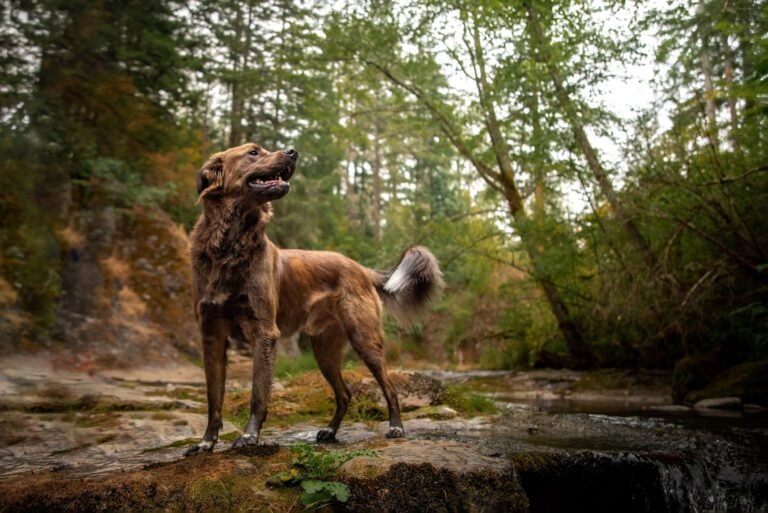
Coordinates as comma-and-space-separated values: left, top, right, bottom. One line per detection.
735, 0, 754, 112
344, 148, 355, 224
530, 90, 546, 221
722, 34, 739, 151
228, 3, 247, 147
372, 116, 383, 242
524, 1, 658, 272
698, 0, 719, 148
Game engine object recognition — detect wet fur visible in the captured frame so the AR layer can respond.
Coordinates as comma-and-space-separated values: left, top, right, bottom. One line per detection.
185, 143, 443, 455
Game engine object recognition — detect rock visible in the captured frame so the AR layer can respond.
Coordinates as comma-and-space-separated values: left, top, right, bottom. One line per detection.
339, 440, 526, 513
649, 405, 692, 412
173, 399, 204, 410
350, 371, 442, 410
694, 397, 742, 410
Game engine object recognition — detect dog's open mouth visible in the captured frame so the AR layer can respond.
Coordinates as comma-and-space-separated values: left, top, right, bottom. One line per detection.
247, 175, 284, 189
246, 167, 293, 191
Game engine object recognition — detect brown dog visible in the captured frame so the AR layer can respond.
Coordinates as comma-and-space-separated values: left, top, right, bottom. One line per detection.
184, 143, 443, 455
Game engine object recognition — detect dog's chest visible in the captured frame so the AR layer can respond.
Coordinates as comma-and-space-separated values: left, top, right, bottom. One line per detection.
203, 261, 248, 302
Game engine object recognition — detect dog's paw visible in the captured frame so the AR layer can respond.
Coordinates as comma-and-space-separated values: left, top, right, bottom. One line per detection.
183, 440, 215, 457
231, 433, 260, 449
386, 426, 405, 439
316, 428, 337, 443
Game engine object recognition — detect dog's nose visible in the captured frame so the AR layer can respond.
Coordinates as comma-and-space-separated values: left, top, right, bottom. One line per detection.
284, 148, 298, 161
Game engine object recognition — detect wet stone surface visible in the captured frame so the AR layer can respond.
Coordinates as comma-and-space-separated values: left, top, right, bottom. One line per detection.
0, 356, 766, 512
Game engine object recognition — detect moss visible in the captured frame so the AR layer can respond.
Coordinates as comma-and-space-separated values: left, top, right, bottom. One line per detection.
0, 449, 303, 513
438, 384, 498, 416
150, 412, 175, 421
573, 369, 636, 391
142, 431, 240, 453
347, 396, 386, 422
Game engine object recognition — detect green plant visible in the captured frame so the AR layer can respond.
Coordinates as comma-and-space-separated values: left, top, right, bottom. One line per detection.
267, 443, 376, 510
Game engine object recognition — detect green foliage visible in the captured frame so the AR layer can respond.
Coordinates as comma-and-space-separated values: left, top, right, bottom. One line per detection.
81, 158, 173, 209
267, 443, 376, 510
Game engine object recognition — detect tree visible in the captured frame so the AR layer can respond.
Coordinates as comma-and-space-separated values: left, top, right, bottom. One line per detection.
327, 3, 595, 363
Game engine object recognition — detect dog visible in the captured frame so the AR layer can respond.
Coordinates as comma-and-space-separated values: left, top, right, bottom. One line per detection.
184, 143, 443, 455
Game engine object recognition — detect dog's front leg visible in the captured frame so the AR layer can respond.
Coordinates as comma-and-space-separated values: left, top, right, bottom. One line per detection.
185, 314, 230, 456
232, 320, 279, 448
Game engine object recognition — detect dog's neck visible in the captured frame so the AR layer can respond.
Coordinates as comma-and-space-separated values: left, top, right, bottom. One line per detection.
197, 199, 273, 258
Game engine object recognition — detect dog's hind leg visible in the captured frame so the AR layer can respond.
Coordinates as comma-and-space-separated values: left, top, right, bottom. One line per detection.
311, 323, 351, 443
346, 324, 404, 439
185, 315, 231, 456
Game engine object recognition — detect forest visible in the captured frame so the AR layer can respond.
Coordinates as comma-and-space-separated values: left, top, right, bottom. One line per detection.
0, 0, 766, 388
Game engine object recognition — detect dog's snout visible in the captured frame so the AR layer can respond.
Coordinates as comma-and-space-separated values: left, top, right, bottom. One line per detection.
284, 148, 298, 161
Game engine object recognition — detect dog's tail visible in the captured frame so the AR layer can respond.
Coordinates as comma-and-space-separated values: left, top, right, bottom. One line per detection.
372, 246, 444, 325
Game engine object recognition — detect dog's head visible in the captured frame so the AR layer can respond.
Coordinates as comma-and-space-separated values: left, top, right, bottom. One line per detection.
196, 143, 298, 205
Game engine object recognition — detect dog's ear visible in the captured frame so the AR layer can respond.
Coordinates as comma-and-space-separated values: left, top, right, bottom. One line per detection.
197, 156, 223, 198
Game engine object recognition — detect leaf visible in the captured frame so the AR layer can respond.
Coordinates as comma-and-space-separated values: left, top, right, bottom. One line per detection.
300, 490, 332, 509
322, 481, 351, 503
300, 480, 351, 508
300, 480, 327, 494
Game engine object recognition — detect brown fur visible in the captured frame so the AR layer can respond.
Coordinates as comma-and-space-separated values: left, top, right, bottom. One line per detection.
184, 143, 443, 455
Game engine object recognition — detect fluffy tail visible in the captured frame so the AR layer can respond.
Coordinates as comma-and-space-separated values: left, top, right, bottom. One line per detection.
373, 246, 444, 325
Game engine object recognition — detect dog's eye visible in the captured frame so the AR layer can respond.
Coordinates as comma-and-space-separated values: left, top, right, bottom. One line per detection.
249, 149, 260, 156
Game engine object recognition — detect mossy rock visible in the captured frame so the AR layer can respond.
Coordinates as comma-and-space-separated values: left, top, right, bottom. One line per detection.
341, 462, 526, 513
685, 360, 768, 405
672, 354, 721, 402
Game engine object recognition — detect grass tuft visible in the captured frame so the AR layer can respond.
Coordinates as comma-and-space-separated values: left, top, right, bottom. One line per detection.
274, 351, 317, 379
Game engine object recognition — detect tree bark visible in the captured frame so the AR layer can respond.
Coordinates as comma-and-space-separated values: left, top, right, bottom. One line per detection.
467, 16, 592, 363
698, 0, 719, 148
722, 34, 739, 151
372, 116, 383, 242
228, 2, 247, 147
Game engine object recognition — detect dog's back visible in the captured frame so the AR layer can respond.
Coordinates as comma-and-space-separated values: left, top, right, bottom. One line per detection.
275, 246, 443, 338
